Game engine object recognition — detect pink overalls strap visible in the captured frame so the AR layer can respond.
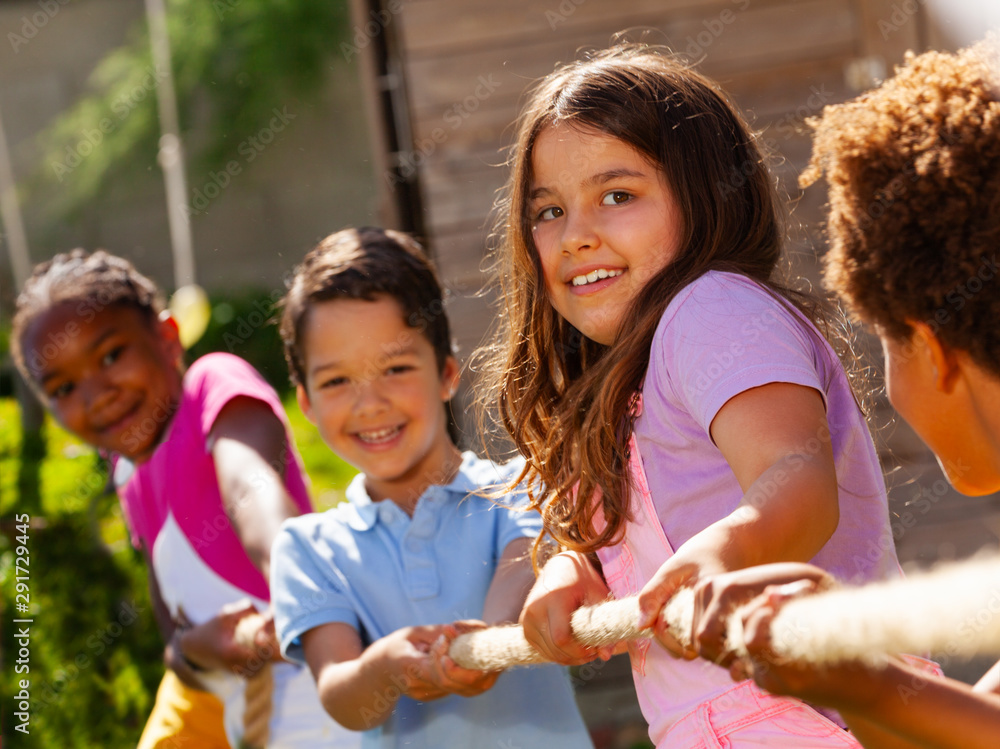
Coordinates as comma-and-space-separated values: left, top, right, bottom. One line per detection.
593, 396, 864, 748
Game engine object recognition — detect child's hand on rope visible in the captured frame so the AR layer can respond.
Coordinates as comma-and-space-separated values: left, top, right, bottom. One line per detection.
688, 562, 835, 666
375, 624, 498, 702
636, 543, 727, 660
172, 600, 276, 677
520, 550, 613, 666
427, 620, 501, 697
730, 580, 884, 711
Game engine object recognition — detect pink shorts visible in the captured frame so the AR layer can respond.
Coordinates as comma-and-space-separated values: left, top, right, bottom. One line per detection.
660, 655, 943, 749
660, 680, 860, 748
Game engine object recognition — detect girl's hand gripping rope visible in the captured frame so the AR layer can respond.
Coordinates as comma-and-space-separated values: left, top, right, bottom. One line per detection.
520, 550, 618, 665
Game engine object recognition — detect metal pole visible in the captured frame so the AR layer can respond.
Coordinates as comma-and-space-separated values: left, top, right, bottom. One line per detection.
144, 0, 196, 288
0, 104, 32, 289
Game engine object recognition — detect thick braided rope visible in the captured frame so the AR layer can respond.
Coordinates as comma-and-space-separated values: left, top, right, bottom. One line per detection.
234, 613, 273, 749
729, 555, 1000, 667
450, 556, 1000, 671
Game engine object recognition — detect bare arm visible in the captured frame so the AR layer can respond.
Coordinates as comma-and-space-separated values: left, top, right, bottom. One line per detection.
638, 382, 840, 648
974, 659, 1000, 696
734, 584, 1000, 749
818, 663, 1000, 749
303, 621, 485, 730
703, 381, 840, 569
208, 396, 301, 581
482, 537, 536, 625
838, 658, 1000, 747
136, 542, 207, 690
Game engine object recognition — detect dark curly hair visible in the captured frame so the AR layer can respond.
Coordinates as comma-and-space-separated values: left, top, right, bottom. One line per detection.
801, 41, 1000, 376
12, 249, 165, 382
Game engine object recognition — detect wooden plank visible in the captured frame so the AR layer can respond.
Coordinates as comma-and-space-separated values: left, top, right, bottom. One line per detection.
420, 168, 503, 235
402, 0, 857, 116
399, 0, 733, 57
429, 225, 491, 286
405, 52, 855, 171
411, 52, 855, 240
856, 0, 923, 62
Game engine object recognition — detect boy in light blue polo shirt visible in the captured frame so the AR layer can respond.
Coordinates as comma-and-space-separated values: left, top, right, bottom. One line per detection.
270, 228, 593, 749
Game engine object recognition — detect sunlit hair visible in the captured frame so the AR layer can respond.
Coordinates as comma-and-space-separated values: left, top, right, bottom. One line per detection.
12, 249, 165, 383
802, 41, 1000, 376
479, 44, 838, 559
280, 227, 454, 388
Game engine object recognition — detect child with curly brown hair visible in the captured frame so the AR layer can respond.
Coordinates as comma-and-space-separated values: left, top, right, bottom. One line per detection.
684, 40, 1000, 749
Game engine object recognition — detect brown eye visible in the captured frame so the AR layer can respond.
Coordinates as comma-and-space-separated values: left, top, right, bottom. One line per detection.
601, 191, 632, 206
102, 346, 125, 366
51, 381, 75, 399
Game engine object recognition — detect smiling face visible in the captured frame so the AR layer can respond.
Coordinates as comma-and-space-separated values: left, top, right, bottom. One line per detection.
22, 302, 184, 462
295, 296, 460, 506
529, 124, 685, 345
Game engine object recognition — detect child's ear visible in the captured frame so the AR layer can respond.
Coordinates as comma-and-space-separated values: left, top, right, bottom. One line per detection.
439, 356, 460, 401
156, 313, 184, 359
296, 384, 317, 424
911, 321, 961, 393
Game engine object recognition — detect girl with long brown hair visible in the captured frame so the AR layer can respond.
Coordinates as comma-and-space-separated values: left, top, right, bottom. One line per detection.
481, 43, 913, 747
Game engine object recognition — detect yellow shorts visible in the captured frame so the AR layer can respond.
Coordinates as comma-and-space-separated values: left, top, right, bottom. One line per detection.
137, 670, 231, 749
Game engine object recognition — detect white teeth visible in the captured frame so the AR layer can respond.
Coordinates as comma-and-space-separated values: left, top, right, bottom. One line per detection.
357, 425, 401, 443
571, 269, 623, 286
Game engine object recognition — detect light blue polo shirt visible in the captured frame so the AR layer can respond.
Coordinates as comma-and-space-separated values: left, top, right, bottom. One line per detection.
271, 452, 593, 749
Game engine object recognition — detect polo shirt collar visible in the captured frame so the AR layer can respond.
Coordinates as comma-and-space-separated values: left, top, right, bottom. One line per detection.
342, 452, 482, 531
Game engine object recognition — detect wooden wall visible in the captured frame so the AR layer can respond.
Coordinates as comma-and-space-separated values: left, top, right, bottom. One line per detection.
375, 0, 923, 356
358, 1, 1000, 732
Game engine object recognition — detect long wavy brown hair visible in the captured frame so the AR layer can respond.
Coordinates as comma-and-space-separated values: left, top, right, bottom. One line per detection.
479, 44, 839, 559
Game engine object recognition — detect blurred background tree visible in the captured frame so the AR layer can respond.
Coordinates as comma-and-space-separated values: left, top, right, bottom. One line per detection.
2, 2, 354, 745
32, 0, 349, 218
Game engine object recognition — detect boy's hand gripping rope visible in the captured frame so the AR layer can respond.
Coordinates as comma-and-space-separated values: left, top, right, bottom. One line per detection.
449, 556, 1000, 671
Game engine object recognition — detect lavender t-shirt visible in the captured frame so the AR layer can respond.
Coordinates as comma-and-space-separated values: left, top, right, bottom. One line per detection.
635, 272, 899, 585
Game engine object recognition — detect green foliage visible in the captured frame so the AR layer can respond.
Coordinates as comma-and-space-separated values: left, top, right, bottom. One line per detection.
1, 407, 160, 748
35, 0, 349, 216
